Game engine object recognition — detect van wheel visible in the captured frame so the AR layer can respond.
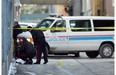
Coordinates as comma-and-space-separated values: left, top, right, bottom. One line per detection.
74, 52, 80, 57
86, 51, 99, 58
99, 44, 114, 58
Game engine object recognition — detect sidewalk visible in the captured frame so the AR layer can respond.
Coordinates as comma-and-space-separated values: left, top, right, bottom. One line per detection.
15, 60, 95, 75
8, 54, 114, 75
9, 58, 95, 75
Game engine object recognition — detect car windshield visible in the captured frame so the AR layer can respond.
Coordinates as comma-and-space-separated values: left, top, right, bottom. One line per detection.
36, 19, 54, 31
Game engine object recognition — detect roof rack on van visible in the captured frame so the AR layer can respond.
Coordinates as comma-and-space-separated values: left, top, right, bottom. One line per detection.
49, 13, 63, 18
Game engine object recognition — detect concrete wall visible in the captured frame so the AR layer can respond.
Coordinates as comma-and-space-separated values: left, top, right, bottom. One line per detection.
55, 5, 69, 16
2, 0, 14, 75
82, 0, 92, 16
71, 0, 92, 16
72, 0, 81, 16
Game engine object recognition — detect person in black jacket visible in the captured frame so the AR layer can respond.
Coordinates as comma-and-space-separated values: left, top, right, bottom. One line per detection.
18, 37, 36, 64
13, 21, 22, 58
13, 21, 22, 40
28, 26, 48, 64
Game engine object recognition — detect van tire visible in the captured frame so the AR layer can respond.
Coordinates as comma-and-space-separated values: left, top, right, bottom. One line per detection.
86, 51, 99, 58
99, 44, 114, 58
74, 52, 80, 57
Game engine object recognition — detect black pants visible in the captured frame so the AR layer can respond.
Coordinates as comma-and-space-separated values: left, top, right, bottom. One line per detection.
36, 42, 48, 64
18, 53, 33, 64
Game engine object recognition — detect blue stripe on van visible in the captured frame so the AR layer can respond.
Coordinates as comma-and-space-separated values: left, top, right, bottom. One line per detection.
69, 36, 113, 40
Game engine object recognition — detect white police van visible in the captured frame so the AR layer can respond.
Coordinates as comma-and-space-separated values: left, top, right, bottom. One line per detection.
36, 15, 114, 58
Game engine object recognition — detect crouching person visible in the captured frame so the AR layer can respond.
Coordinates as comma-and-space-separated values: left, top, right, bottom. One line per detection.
18, 37, 36, 64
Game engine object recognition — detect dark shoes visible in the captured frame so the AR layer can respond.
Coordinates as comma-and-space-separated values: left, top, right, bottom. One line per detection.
24, 60, 33, 64
43, 61, 48, 64
34, 61, 48, 64
34, 62, 40, 64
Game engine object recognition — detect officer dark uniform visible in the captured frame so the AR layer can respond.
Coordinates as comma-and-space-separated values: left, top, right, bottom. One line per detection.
13, 21, 22, 57
19, 37, 36, 64
29, 27, 48, 64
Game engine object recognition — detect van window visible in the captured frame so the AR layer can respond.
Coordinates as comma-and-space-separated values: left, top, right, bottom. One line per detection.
36, 19, 54, 31
51, 20, 66, 32
93, 20, 114, 31
70, 20, 91, 32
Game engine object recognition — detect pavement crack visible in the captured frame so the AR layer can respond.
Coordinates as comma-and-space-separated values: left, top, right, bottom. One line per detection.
57, 66, 73, 75
73, 58, 98, 75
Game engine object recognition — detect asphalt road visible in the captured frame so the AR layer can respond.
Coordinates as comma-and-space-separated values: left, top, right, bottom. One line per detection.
15, 53, 114, 75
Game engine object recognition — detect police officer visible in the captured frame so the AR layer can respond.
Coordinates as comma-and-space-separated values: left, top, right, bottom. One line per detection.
13, 21, 22, 57
19, 37, 36, 64
28, 26, 48, 64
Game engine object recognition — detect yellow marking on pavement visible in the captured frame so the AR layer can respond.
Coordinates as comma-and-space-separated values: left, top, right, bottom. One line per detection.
58, 60, 64, 66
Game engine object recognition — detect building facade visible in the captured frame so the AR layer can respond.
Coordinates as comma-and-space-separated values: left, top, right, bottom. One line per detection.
67, 0, 114, 16
91, 0, 104, 16
91, 0, 114, 16
82, 0, 92, 16
54, 5, 69, 16
105, 0, 114, 16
